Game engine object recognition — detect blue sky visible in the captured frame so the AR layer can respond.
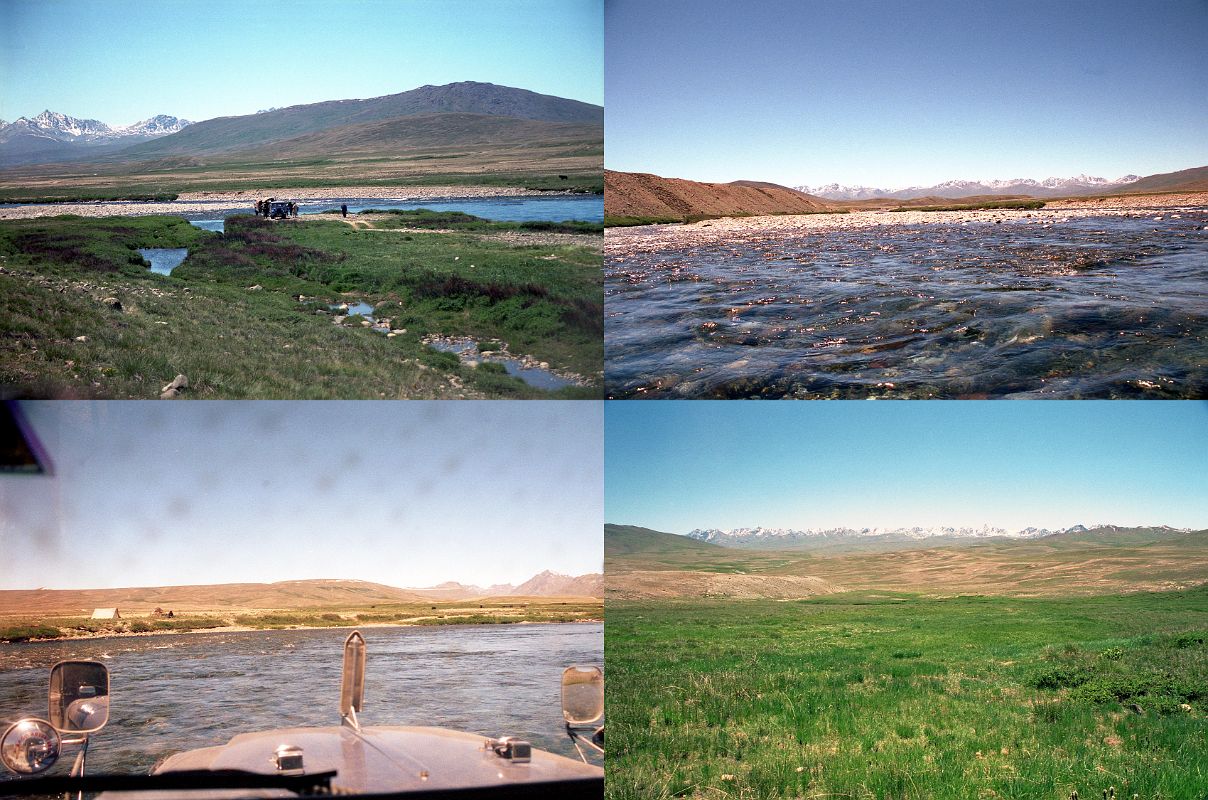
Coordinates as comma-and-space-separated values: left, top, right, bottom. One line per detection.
605, 401, 1208, 535
605, 0, 1208, 187
0, 0, 602, 126
0, 401, 603, 590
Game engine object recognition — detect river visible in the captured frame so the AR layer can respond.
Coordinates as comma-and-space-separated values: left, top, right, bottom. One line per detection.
0, 622, 601, 778
605, 211, 1208, 398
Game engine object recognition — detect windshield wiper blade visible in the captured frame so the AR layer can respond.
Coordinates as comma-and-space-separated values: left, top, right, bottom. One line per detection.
0, 768, 337, 797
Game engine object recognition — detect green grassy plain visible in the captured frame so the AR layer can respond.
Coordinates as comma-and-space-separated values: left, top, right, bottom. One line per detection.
0, 213, 601, 398
606, 590, 1208, 800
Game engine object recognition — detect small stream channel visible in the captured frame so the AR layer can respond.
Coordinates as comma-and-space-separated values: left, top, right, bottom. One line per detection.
427, 338, 576, 391
327, 301, 574, 390
138, 248, 189, 275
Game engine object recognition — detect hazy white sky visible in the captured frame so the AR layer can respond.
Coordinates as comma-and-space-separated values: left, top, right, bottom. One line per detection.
0, 401, 602, 590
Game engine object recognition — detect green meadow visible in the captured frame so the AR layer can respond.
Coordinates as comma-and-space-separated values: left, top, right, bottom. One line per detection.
0, 213, 601, 398
606, 590, 1208, 800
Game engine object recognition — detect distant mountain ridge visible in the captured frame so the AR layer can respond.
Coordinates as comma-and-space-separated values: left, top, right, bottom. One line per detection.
407, 570, 602, 599
798, 174, 1141, 200
688, 524, 1195, 550
118, 81, 602, 160
0, 571, 603, 616
0, 110, 192, 166
0, 82, 601, 168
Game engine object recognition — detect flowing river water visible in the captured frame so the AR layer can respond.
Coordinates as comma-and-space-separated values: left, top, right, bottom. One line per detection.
0, 622, 601, 778
605, 211, 1208, 398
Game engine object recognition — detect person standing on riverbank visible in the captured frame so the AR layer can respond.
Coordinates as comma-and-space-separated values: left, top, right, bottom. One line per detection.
341, 204, 348, 218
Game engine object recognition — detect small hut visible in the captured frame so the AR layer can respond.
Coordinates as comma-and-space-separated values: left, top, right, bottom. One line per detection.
91, 608, 121, 620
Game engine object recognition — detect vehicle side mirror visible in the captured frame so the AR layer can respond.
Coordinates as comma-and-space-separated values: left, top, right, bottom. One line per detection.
49, 661, 110, 734
561, 665, 604, 725
0, 719, 60, 775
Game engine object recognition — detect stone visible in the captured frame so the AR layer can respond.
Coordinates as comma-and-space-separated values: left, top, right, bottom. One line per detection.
74, 335, 88, 342
102, 296, 122, 311
332, 315, 346, 324
247, 284, 263, 291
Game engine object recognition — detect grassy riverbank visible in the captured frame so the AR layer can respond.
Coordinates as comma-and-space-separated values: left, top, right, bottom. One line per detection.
0, 213, 602, 398
0, 599, 603, 643
606, 589, 1208, 800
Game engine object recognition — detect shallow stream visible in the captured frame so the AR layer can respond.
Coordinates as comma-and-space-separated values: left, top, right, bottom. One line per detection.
605, 212, 1208, 398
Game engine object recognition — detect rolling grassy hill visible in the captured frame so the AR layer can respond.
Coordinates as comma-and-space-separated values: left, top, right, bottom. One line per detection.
116, 81, 602, 160
230, 113, 601, 161
0, 82, 604, 198
606, 524, 1208, 598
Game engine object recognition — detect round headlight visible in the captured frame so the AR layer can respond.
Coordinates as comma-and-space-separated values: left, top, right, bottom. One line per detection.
0, 718, 61, 775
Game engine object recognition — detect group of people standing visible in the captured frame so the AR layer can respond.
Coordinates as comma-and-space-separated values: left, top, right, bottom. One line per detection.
253, 199, 299, 218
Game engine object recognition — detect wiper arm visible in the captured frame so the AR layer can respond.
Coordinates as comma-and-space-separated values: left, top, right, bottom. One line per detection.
0, 768, 338, 797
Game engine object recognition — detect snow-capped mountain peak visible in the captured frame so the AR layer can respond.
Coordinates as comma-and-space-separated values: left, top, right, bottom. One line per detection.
685, 523, 1193, 549
796, 174, 1143, 201
119, 114, 193, 137
0, 109, 192, 145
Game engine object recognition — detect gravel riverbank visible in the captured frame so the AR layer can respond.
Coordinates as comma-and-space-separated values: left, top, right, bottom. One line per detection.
605, 192, 1208, 256
0, 185, 581, 221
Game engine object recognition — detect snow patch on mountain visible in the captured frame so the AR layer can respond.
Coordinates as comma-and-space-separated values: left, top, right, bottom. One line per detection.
0, 110, 192, 145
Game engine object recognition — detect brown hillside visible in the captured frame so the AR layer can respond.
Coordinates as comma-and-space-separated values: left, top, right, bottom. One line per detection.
0, 579, 430, 616
605, 169, 832, 218
1118, 165, 1208, 194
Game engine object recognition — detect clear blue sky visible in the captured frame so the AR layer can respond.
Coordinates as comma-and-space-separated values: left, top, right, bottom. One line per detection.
605, 0, 1208, 187
606, 401, 1208, 534
0, 0, 602, 126
0, 401, 603, 590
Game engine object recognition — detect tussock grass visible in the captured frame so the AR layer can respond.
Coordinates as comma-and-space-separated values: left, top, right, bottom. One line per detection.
0, 214, 601, 397
607, 588, 1208, 799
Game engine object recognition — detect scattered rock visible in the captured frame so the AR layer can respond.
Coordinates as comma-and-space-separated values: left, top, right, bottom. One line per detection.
102, 296, 122, 311
159, 373, 188, 399
247, 284, 263, 291
74, 335, 88, 342
332, 315, 346, 325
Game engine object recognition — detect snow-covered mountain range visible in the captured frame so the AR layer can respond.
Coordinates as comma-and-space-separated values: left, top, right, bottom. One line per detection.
0, 109, 192, 166
687, 524, 1191, 549
797, 174, 1141, 201
0, 110, 192, 144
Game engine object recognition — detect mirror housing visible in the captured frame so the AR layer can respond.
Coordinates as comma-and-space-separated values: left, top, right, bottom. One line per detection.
0, 719, 61, 775
49, 661, 110, 734
340, 631, 366, 729
561, 665, 604, 725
